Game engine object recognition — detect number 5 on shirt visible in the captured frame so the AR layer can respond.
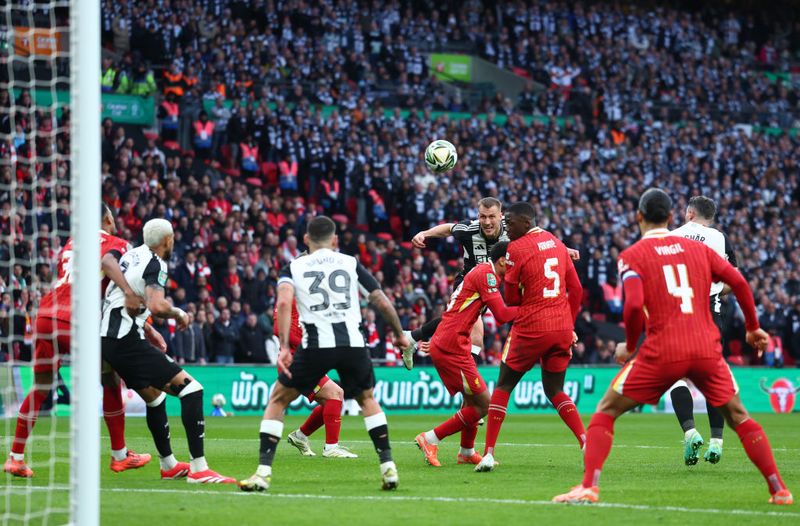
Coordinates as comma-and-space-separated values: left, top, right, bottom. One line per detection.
543, 258, 560, 298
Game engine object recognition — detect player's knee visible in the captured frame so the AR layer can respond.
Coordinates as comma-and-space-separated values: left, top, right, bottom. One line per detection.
543, 384, 562, 401
176, 379, 203, 398
472, 394, 490, 417
719, 398, 749, 428
101, 371, 119, 389
316, 382, 343, 402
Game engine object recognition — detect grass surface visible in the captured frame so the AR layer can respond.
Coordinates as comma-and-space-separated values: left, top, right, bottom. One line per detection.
1, 413, 798, 525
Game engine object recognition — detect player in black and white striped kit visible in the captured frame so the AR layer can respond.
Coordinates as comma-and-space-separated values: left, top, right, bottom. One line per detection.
669, 196, 738, 465
404, 197, 579, 370
405, 197, 509, 368
102, 218, 234, 484
239, 216, 410, 493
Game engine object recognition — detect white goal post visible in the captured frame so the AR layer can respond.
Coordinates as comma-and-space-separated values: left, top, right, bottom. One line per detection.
69, 0, 101, 523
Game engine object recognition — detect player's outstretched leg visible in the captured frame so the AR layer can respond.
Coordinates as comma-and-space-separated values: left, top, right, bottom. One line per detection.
358, 390, 398, 490
104, 370, 151, 473
715, 395, 793, 505
543, 370, 586, 449
142, 390, 189, 479
5, 326, 60, 478
404, 318, 443, 370
669, 382, 703, 465
416, 405, 483, 467
5, 385, 49, 478
553, 389, 640, 503
240, 382, 298, 492
704, 400, 725, 464
287, 404, 324, 457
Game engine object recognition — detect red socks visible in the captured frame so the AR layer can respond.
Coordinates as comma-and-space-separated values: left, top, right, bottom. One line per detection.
299, 403, 325, 437
735, 418, 787, 495
103, 385, 126, 451
322, 399, 343, 445
551, 392, 586, 448
12, 390, 48, 455
461, 422, 479, 450
433, 406, 480, 442
484, 389, 510, 455
582, 412, 615, 488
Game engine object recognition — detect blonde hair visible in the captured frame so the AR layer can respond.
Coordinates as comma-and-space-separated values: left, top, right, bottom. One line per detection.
143, 218, 173, 248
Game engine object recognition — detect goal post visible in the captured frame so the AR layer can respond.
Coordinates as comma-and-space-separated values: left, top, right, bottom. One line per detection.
69, 0, 101, 523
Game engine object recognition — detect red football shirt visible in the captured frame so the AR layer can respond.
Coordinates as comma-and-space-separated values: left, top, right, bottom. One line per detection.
618, 228, 735, 363
38, 232, 130, 322
504, 228, 582, 334
431, 262, 504, 353
274, 299, 303, 352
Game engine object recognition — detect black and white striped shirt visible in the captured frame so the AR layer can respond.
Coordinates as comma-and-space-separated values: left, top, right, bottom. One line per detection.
101, 244, 168, 339
450, 219, 509, 283
278, 249, 380, 350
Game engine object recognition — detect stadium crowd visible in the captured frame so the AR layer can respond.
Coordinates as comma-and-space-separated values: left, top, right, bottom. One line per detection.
97, 0, 799, 124
0, 1, 799, 368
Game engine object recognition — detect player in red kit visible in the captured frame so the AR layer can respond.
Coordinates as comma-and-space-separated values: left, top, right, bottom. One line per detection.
414, 242, 518, 467
274, 258, 356, 459
5, 204, 153, 478
476, 202, 584, 473
554, 188, 793, 505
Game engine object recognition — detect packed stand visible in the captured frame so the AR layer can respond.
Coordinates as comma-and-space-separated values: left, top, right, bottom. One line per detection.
95, 98, 799, 368
99, 0, 799, 126
1, 1, 799, 367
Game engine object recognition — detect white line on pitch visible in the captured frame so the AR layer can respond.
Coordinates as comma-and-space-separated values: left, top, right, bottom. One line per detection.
98, 487, 800, 518
201, 438, 800, 452
9, 485, 799, 518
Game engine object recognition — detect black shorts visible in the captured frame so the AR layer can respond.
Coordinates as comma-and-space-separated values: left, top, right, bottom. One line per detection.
279, 346, 375, 399
101, 330, 182, 390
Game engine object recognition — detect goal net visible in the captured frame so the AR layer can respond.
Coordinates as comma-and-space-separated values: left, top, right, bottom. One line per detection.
1, 0, 100, 524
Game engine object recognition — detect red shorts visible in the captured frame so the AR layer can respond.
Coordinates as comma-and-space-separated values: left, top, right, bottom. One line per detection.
33, 317, 71, 374
306, 375, 331, 403
501, 330, 574, 373
612, 357, 738, 406
429, 341, 487, 396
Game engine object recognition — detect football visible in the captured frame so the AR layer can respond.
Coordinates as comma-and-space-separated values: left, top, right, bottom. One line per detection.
424, 139, 458, 173
211, 393, 227, 408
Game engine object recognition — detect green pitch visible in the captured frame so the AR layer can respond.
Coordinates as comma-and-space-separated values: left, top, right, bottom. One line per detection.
2, 413, 798, 525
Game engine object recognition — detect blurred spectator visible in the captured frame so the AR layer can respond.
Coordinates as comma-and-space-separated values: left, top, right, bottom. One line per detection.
173, 311, 207, 364
237, 313, 269, 364
211, 308, 238, 364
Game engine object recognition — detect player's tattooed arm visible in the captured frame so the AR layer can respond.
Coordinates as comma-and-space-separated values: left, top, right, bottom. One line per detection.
412, 222, 456, 248
145, 284, 188, 329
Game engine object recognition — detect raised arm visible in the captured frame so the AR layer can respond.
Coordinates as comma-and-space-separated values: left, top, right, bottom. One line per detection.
411, 223, 456, 248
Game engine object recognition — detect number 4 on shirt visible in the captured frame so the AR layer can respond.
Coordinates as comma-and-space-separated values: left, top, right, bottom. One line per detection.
662, 264, 694, 314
